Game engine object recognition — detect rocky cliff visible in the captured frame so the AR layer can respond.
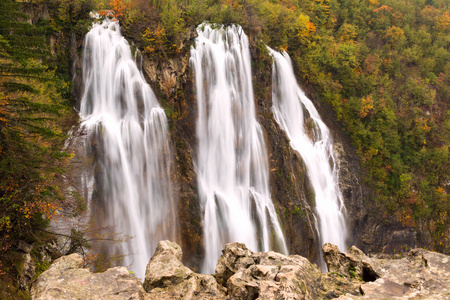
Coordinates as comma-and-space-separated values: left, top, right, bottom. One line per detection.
66, 23, 426, 273
31, 240, 450, 299
138, 29, 405, 269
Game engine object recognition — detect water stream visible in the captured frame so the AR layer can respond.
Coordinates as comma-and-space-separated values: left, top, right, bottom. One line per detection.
191, 24, 288, 273
269, 48, 348, 269
79, 19, 176, 279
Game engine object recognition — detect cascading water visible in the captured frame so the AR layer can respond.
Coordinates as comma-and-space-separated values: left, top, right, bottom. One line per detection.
190, 24, 288, 273
79, 19, 176, 278
269, 48, 348, 269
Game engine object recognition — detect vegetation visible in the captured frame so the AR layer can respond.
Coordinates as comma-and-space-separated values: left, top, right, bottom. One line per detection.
0, 0, 448, 296
0, 0, 94, 298
108, 0, 449, 253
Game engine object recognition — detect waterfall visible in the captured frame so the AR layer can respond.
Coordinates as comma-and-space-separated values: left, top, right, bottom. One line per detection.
79, 19, 176, 279
190, 24, 288, 273
269, 48, 348, 269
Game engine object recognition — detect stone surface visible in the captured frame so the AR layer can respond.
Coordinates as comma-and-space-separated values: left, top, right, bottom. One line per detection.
19, 253, 36, 290
31, 253, 146, 300
331, 247, 450, 299
18, 240, 33, 254
144, 240, 226, 300
229, 253, 322, 299
32, 241, 450, 300
322, 243, 382, 282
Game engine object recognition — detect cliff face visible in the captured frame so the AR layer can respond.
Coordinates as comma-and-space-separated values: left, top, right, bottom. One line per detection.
68, 24, 424, 270
139, 32, 326, 267
137, 27, 418, 268
141, 39, 203, 270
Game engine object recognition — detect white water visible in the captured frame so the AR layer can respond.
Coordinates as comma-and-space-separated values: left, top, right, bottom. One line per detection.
269, 48, 347, 268
79, 19, 176, 278
190, 24, 288, 273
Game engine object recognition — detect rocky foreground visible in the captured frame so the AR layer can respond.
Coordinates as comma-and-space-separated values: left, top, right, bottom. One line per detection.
31, 241, 450, 299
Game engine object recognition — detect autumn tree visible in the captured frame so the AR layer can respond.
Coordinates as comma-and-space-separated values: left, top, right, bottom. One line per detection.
0, 0, 74, 283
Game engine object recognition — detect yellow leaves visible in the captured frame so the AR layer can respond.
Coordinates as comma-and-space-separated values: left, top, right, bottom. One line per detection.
295, 13, 316, 44
384, 26, 406, 44
415, 117, 431, 133
0, 216, 11, 231
436, 12, 450, 32
358, 94, 374, 118
0, 92, 9, 125
143, 26, 166, 55
395, 207, 415, 227
363, 147, 378, 162
337, 24, 358, 43
20, 198, 60, 221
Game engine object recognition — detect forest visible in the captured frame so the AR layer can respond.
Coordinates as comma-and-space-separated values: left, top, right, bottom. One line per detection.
0, 0, 449, 298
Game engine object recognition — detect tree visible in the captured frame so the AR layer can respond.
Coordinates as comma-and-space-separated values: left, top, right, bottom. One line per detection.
0, 0, 72, 279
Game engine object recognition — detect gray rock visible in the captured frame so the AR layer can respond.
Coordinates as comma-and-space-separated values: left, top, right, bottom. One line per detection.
19, 253, 36, 290
18, 240, 33, 254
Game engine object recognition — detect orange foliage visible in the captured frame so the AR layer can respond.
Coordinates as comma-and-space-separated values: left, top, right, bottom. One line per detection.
109, 0, 128, 22
373, 5, 393, 14
143, 25, 166, 54
225, 0, 243, 10
395, 207, 416, 227
358, 94, 375, 118
415, 117, 431, 132
437, 12, 450, 32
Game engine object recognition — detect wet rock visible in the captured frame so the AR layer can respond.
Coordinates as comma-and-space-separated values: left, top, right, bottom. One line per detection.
31, 253, 146, 300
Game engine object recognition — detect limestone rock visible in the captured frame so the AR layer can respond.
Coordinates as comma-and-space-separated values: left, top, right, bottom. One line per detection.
144, 240, 226, 300
216, 242, 323, 299
19, 253, 36, 290
32, 241, 450, 300
215, 242, 255, 286
143, 240, 194, 291
335, 247, 450, 299
31, 253, 145, 300
322, 243, 382, 282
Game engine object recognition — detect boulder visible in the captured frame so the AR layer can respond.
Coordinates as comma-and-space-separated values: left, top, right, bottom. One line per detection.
216, 242, 323, 299
31, 241, 450, 300
335, 248, 450, 299
322, 243, 382, 282
31, 253, 145, 300
144, 240, 226, 300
